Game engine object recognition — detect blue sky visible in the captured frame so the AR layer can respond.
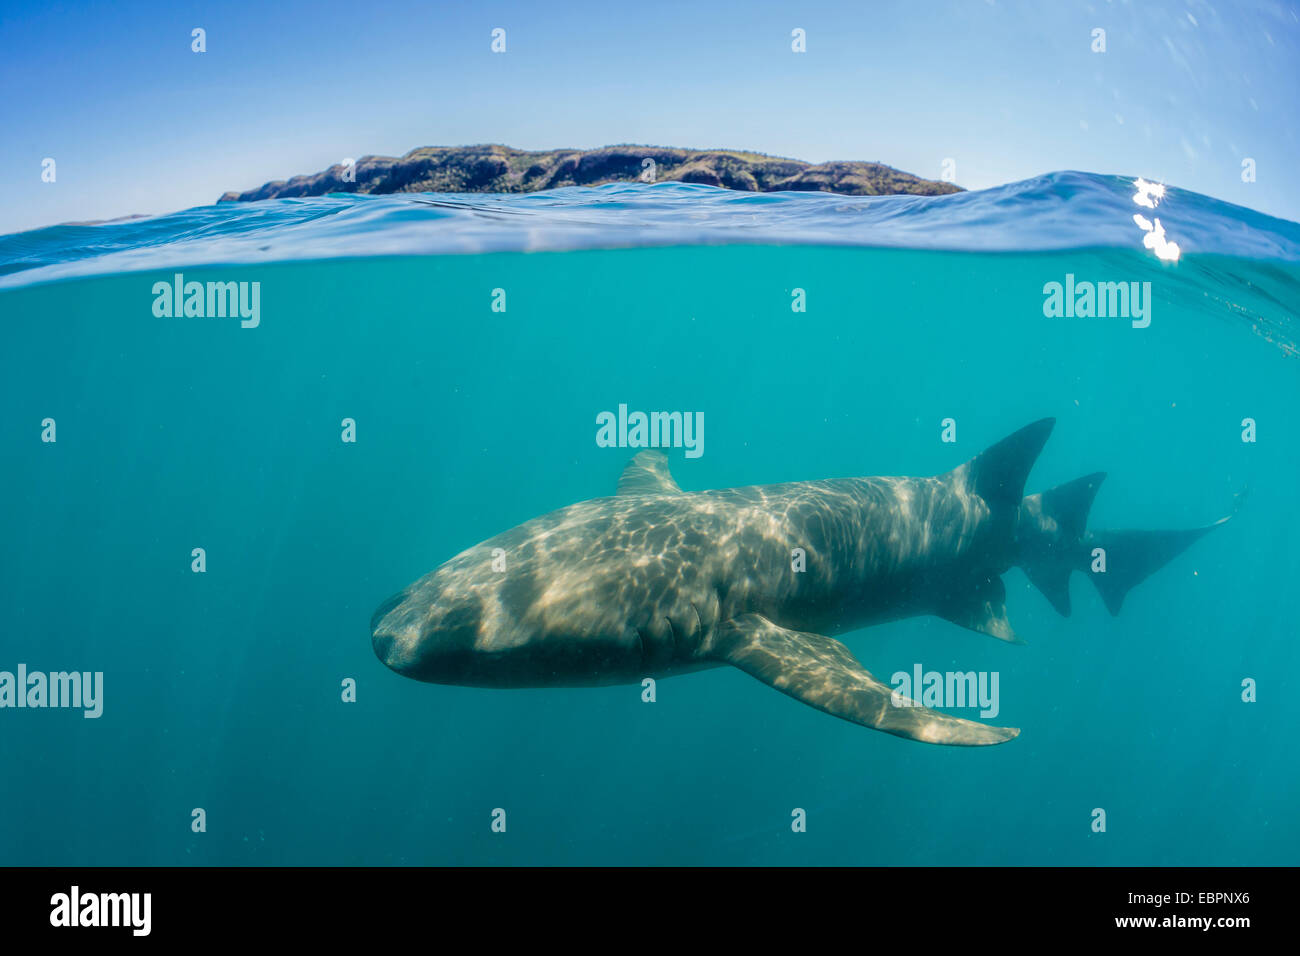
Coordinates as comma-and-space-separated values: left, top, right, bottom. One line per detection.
1, 0, 1297, 234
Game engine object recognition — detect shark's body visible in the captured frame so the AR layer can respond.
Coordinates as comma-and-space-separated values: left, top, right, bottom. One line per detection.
372, 419, 1230, 745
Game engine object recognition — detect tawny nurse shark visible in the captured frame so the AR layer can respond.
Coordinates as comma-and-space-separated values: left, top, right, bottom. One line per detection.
371, 419, 1231, 746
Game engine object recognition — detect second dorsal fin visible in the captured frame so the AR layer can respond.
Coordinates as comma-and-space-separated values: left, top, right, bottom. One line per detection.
616, 451, 683, 496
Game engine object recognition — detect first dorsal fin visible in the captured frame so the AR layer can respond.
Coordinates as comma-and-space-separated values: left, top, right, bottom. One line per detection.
617, 451, 683, 496
950, 418, 1056, 514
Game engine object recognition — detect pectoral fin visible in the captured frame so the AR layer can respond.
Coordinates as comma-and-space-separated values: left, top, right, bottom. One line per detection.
708, 614, 1019, 746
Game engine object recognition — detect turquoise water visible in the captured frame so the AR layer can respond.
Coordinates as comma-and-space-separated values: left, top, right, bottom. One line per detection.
1, 176, 1298, 865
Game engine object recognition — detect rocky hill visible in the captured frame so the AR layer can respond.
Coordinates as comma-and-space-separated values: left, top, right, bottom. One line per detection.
217, 144, 961, 201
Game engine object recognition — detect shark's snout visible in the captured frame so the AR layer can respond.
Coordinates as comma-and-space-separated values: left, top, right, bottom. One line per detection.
370, 577, 484, 683
370, 589, 407, 635
370, 588, 410, 672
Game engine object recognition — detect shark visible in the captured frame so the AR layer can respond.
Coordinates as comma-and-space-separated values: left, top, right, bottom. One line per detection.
371, 418, 1231, 746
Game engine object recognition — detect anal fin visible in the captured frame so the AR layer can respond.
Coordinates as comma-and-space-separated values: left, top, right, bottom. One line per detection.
708, 614, 1019, 746
1023, 563, 1073, 617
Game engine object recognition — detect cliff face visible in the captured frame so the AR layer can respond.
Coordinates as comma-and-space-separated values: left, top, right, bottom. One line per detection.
217, 144, 961, 202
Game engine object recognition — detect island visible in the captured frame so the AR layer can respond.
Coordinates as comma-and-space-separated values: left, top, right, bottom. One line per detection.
217, 144, 962, 202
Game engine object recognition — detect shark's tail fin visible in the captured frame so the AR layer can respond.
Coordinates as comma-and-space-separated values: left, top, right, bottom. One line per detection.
1016, 472, 1107, 617
1019, 482, 1241, 617
1083, 515, 1231, 616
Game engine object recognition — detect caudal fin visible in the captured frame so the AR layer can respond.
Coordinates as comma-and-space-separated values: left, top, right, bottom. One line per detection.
1084, 515, 1231, 616
1018, 476, 1238, 616
1017, 472, 1107, 617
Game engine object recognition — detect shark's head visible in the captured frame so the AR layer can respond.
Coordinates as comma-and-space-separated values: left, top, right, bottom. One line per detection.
370, 542, 648, 688
370, 568, 488, 685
